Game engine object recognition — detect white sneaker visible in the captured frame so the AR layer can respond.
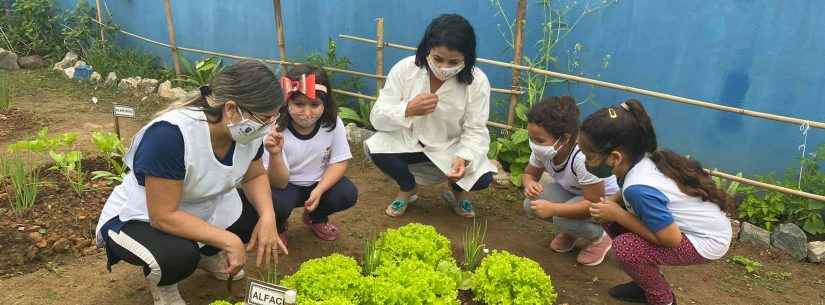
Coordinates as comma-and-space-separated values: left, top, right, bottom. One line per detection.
148, 281, 187, 305
198, 252, 246, 281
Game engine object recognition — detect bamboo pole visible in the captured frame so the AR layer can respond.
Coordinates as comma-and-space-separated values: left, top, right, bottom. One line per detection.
506, 0, 527, 127
162, 0, 182, 76
340, 34, 825, 130
273, 0, 287, 76
375, 18, 385, 96
707, 170, 825, 202
95, 0, 105, 42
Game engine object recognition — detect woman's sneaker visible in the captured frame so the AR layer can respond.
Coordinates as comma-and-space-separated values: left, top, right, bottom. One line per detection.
441, 190, 476, 218
198, 252, 245, 281
608, 281, 647, 303
576, 233, 613, 266
148, 280, 187, 305
385, 194, 418, 217
550, 232, 577, 253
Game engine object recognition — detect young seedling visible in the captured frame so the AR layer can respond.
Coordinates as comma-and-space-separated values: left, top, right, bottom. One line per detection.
91, 131, 127, 184
729, 255, 762, 274
50, 150, 85, 195
462, 218, 488, 271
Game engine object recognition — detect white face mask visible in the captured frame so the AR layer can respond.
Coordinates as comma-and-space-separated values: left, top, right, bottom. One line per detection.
426, 54, 464, 81
529, 138, 562, 160
227, 109, 268, 145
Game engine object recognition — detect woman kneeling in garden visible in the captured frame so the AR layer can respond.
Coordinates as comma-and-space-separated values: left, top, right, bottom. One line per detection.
366, 14, 497, 218
95, 61, 287, 305
581, 100, 733, 305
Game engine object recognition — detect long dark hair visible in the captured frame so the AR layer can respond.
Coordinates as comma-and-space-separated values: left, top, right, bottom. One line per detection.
527, 96, 580, 141
277, 64, 338, 132
414, 14, 477, 85
158, 60, 282, 123
580, 99, 733, 213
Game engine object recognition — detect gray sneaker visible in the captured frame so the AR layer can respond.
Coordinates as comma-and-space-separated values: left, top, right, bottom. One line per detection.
441, 190, 476, 218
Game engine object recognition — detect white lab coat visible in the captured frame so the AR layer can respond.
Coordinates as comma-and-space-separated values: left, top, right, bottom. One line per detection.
365, 56, 497, 191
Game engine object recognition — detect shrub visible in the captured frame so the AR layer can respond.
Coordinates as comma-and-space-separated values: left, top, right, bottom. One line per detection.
473, 250, 557, 305
373, 223, 454, 270
281, 254, 365, 304
363, 259, 457, 305
737, 144, 825, 235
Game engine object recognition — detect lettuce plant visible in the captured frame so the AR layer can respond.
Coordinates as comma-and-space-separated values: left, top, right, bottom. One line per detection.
374, 223, 454, 270
473, 250, 557, 305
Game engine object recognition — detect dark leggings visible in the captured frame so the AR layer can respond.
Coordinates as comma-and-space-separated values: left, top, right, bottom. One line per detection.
246, 177, 358, 233
369, 152, 494, 192
101, 198, 258, 286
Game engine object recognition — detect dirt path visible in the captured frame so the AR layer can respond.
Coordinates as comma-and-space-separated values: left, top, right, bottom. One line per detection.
1, 69, 824, 305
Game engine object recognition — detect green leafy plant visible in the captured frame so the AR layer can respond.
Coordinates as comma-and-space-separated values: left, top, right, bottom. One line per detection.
488, 128, 531, 186
436, 260, 474, 291
60, 0, 99, 54
339, 98, 373, 130
49, 150, 85, 195
0, 73, 12, 111
374, 223, 455, 269
729, 255, 762, 274
473, 250, 557, 305
0, 0, 63, 57
737, 144, 825, 235
712, 171, 743, 196
281, 254, 365, 304
90, 131, 127, 184
9, 128, 78, 153
362, 259, 457, 305
6, 153, 40, 216
305, 297, 355, 305
176, 56, 224, 88
463, 218, 488, 271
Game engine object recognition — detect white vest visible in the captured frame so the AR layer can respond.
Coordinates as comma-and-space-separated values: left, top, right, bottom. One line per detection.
95, 109, 262, 246
622, 157, 732, 260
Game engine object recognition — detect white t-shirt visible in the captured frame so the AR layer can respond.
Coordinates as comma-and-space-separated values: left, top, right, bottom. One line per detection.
622, 156, 732, 260
529, 144, 620, 196
263, 117, 352, 186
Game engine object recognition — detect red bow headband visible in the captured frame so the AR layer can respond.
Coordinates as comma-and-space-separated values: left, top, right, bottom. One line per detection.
280, 74, 328, 101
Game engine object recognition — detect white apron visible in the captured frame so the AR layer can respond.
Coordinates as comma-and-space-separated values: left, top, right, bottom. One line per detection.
365, 56, 497, 191
95, 108, 262, 246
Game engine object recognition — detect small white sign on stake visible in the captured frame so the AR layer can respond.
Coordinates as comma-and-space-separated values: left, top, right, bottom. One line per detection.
246, 279, 294, 305
112, 104, 136, 118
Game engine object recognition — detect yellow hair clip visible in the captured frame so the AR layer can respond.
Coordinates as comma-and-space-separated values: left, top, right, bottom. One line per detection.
608, 108, 618, 119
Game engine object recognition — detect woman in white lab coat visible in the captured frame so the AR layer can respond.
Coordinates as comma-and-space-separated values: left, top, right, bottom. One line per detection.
366, 14, 496, 218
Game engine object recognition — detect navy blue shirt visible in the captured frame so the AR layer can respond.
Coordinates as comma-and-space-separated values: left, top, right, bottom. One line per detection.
132, 121, 264, 186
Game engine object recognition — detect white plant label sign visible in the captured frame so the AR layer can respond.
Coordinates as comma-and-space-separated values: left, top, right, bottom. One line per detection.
112, 104, 136, 118
246, 280, 290, 305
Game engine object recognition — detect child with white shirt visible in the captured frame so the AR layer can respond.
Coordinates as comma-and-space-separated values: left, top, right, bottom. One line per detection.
522, 96, 619, 266
250, 64, 357, 243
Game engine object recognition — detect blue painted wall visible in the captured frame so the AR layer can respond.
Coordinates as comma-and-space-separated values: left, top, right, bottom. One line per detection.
57, 0, 825, 177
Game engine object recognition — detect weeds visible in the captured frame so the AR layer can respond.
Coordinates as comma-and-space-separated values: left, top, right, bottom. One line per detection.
258, 264, 279, 285
729, 255, 762, 274
176, 56, 223, 88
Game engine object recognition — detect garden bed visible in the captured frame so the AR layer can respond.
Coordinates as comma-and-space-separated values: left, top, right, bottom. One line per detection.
0, 157, 111, 277
0, 108, 44, 141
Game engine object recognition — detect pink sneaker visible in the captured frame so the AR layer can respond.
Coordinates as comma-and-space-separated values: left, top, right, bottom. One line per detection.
550, 232, 577, 253
302, 210, 339, 241
577, 233, 612, 266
